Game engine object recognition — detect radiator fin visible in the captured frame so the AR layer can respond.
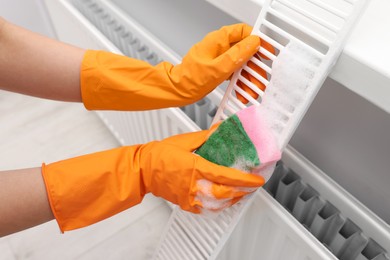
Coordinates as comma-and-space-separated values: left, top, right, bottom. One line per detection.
263, 162, 389, 260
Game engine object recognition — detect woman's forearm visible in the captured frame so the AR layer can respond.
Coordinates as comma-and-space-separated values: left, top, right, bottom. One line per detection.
0, 17, 85, 102
0, 167, 54, 237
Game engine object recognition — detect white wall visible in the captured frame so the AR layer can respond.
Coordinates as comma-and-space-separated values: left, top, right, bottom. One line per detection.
291, 78, 390, 223
0, 0, 55, 37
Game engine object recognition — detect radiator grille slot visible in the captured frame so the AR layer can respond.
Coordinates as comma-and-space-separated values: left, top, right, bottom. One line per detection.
264, 162, 389, 260
74, 0, 162, 65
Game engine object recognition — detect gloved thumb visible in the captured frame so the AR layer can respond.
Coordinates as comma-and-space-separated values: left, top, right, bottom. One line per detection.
160, 130, 210, 151
161, 122, 222, 151
214, 35, 260, 72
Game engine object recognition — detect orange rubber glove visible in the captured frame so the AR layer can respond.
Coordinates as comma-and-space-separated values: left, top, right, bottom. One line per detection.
81, 23, 261, 111
42, 128, 264, 232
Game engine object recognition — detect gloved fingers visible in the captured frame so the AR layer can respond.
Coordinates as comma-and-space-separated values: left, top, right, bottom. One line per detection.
200, 198, 232, 212
195, 23, 255, 58
192, 24, 260, 75
212, 183, 257, 199
196, 194, 248, 213
196, 179, 254, 200
160, 129, 210, 151
195, 192, 233, 211
178, 180, 255, 214
184, 199, 203, 214
196, 157, 265, 187
213, 35, 260, 73
214, 25, 274, 60
161, 121, 223, 151
222, 23, 253, 44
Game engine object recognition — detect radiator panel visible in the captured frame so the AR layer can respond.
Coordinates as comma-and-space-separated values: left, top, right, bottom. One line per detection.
43, 1, 390, 259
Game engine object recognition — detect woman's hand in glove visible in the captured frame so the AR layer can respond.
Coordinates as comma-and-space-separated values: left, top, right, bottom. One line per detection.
81, 23, 264, 110
42, 127, 264, 232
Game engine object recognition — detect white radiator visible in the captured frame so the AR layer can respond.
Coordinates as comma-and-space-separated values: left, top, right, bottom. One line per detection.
43, 0, 390, 259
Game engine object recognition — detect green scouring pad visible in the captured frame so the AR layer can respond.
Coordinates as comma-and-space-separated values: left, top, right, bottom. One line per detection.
195, 114, 260, 172
195, 105, 282, 177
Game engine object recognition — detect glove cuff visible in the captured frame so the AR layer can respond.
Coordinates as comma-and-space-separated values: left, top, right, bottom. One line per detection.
80, 50, 107, 110
41, 146, 145, 232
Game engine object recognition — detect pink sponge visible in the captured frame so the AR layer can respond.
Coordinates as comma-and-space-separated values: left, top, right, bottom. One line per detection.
237, 106, 281, 165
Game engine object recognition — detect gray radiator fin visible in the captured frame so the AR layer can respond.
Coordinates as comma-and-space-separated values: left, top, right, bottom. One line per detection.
74, 0, 162, 65
264, 162, 389, 260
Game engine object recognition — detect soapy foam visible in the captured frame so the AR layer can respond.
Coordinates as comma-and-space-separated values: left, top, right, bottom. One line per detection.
236, 105, 281, 167
252, 161, 278, 182
196, 179, 231, 211
195, 179, 257, 218
230, 156, 258, 172
194, 176, 261, 219
258, 40, 321, 145
233, 41, 320, 180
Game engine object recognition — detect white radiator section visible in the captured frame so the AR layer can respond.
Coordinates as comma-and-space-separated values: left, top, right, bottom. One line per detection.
43, 0, 390, 259
214, 146, 390, 260
97, 109, 199, 146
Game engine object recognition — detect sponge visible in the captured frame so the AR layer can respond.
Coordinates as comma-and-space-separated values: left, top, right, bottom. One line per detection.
196, 105, 281, 181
